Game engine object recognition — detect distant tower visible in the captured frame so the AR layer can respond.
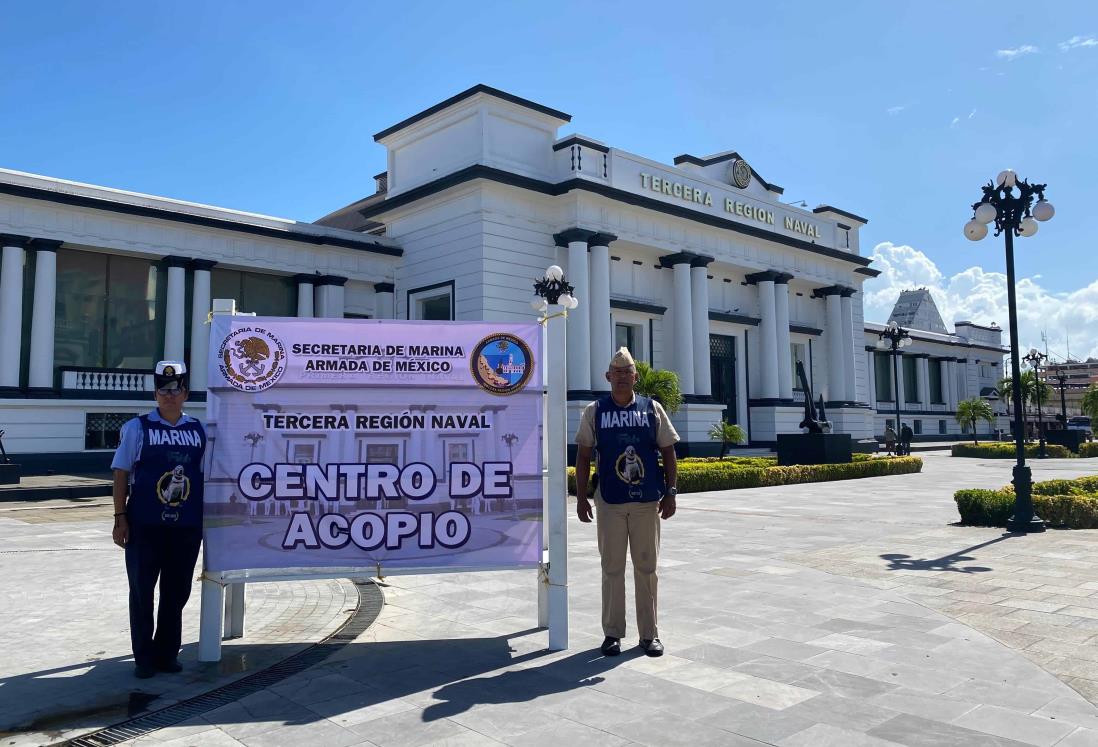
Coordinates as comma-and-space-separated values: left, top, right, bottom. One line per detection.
888, 289, 948, 334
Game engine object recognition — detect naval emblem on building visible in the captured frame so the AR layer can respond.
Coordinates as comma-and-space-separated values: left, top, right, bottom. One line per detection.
730, 158, 752, 189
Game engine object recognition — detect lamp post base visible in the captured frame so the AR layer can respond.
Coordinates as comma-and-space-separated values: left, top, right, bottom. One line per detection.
1038, 437, 1047, 459
1006, 464, 1046, 533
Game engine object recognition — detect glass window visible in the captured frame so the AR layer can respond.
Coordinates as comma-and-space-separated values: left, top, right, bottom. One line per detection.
914, 420, 922, 435
55, 251, 163, 370
939, 419, 947, 434
929, 361, 944, 403
408, 284, 453, 321
791, 343, 808, 390
615, 323, 638, 358
874, 353, 893, 402
903, 356, 920, 402
211, 268, 294, 317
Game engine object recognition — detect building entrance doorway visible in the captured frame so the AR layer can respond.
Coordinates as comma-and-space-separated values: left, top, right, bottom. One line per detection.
710, 334, 738, 423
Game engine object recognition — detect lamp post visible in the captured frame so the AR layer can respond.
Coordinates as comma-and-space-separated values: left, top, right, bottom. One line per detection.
1023, 349, 1048, 457
964, 169, 1054, 532
877, 321, 911, 452
532, 264, 578, 651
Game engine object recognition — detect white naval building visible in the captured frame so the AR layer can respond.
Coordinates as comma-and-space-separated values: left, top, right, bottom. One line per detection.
0, 85, 1009, 470
864, 289, 1010, 440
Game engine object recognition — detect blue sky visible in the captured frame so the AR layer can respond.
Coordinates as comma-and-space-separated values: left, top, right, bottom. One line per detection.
3, 1, 1097, 356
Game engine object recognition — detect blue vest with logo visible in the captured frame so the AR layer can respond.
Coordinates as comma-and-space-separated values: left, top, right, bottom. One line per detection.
595, 394, 664, 504
129, 414, 206, 527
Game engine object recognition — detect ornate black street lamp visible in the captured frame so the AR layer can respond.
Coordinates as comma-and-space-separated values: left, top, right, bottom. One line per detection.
1023, 349, 1048, 458
964, 169, 1055, 532
876, 320, 911, 451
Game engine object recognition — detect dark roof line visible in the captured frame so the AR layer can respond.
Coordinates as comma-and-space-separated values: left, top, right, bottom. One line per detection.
672, 151, 784, 195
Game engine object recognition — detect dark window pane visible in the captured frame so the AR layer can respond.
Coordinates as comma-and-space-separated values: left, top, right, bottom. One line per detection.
903, 356, 919, 402
55, 251, 108, 368
105, 255, 162, 369
243, 273, 295, 317
874, 353, 893, 401
421, 295, 451, 320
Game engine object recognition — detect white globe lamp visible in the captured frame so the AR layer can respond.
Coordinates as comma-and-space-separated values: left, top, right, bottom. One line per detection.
974, 202, 997, 224
1032, 200, 1055, 222
964, 220, 988, 241
545, 265, 563, 282
997, 169, 1017, 188
1018, 217, 1039, 237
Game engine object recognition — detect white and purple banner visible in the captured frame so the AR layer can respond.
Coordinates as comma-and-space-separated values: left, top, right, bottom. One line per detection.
203, 317, 543, 573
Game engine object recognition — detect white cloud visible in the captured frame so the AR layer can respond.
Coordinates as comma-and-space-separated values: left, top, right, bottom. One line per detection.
996, 45, 1039, 59
968, 109, 977, 119
886, 105, 906, 116
950, 116, 960, 128
1059, 35, 1098, 51
864, 242, 1098, 361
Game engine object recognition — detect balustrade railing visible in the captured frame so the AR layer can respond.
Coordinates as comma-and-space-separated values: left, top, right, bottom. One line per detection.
60, 367, 154, 393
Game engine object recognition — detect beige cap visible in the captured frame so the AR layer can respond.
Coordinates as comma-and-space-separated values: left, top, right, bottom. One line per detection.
610, 347, 636, 368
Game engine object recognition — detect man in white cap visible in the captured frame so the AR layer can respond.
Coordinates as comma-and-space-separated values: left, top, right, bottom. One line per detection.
111, 361, 207, 678
574, 347, 679, 657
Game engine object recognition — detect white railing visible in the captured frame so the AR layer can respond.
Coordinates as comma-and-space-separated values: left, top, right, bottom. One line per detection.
61, 367, 154, 392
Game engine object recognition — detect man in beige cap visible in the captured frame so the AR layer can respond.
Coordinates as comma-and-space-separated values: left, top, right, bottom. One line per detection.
574, 347, 679, 657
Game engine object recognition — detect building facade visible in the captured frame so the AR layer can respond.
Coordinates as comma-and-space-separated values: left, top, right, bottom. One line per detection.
0, 85, 1013, 468
864, 290, 1010, 440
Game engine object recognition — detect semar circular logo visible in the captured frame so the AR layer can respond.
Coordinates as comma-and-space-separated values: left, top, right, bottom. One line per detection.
470, 333, 534, 395
217, 326, 286, 392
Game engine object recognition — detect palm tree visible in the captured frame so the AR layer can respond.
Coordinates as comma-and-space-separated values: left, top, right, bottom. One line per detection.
708, 421, 747, 458
955, 398, 995, 444
1082, 384, 1098, 423
635, 361, 683, 414
997, 376, 1013, 420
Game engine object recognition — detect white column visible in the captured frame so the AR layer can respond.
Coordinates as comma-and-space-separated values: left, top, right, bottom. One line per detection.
189, 260, 215, 391
824, 292, 844, 402
295, 275, 315, 318
556, 230, 592, 392
690, 261, 712, 397
839, 293, 856, 402
671, 259, 695, 395
774, 276, 792, 400
163, 256, 188, 362
756, 278, 779, 400
736, 329, 749, 432
588, 235, 613, 391
314, 276, 346, 318
28, 239, 62, 388
0, 235, 28, 388
917, 356, 930, 406
867, 350, 877, 409
374, 282, 395, 320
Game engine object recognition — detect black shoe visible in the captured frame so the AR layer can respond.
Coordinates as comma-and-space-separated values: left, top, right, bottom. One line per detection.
600, 637, 621, 656
639, 638, 664, 657
134, 663, 156, 679
154, 659, 183, 673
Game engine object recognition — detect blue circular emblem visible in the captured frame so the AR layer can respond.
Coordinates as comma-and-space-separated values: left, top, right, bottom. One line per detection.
471, 333, 534, 395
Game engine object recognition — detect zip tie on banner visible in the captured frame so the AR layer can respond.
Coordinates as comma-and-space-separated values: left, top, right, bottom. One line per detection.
375, 561, 384, 582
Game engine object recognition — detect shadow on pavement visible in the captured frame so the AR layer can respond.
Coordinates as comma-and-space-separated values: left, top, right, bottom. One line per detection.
879, 533, 1015, 573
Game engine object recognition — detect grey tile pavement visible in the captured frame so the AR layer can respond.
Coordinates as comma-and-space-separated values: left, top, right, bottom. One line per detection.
5, 453, 1098, 747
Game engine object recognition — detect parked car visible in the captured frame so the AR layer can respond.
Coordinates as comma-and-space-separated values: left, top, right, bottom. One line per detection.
1067, 416, 1093, 439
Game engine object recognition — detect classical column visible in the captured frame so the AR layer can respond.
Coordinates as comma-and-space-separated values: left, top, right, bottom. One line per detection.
163, 256, 189, 362
188, 259, 216, 392
866, 349, 877, 409
839, 290, 856, 402
690, 256, 715, 397
374, 281, 395, 320
554, 229, 594, 392
916, 355, 930, 406
314, 275, 347, 318
774, 273, 794, 400
0, 235, 30, 388
815, 287, 845, 402
295, 274, 316, 318
588, 233, 615, 392
27, 239, 63, 389
746, 271, 779, 400
661, 253, 695, 396
895, 353, 907, 413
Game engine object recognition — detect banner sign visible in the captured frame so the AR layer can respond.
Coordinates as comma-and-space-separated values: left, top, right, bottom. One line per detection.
204, 317, 544, 573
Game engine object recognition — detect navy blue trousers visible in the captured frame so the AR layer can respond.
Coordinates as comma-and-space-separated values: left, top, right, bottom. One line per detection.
124, 523, 202, 667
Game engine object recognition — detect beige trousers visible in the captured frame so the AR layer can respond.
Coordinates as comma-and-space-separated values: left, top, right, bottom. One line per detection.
595, 496, 660, 640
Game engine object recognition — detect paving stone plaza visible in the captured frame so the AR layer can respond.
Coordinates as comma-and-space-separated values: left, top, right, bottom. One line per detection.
3, 453, 1098, 746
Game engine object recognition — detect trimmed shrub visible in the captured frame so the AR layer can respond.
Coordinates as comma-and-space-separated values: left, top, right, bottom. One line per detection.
568, 455, 922, 495
951, 442, 1074, 459
1081, 442, 1098, 458
954, 475, 1098, 528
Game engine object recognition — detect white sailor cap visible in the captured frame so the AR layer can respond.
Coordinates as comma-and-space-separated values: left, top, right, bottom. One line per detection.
154, 360, 188, 388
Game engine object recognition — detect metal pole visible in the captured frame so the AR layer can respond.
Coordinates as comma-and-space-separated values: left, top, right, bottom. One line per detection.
892, 344, 901, 453
1003, 230, 1043, 531
546, 308, 569, 651
1035, 363, 1046, 458
1059, 374, 1068, 424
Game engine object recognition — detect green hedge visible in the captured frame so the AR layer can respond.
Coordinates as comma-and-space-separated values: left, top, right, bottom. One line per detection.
1081, 442, 1098, 458
951, 442, 1074, 459
954, 475, 1098, 528
568, 455, 922, 495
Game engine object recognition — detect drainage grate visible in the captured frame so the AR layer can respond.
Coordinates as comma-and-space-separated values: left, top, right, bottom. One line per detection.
62, 578, 384, 747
